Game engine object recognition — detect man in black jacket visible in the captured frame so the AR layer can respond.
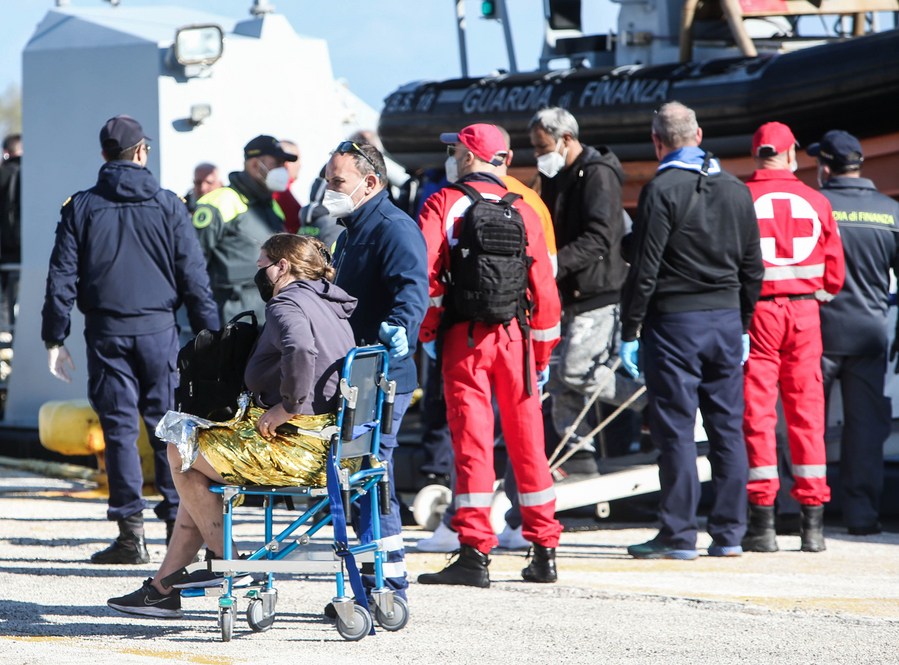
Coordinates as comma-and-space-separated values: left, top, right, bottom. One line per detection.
42, 115, 220, 564
810, 130, 899, 536
529, 107, 642, 470
619, 101, 764, 559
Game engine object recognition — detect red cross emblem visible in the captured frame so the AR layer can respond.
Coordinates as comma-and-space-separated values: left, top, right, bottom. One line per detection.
754, 193, 821, 266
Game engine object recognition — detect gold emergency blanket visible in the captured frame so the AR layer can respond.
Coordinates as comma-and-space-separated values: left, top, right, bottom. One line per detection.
155, 394, 360, 487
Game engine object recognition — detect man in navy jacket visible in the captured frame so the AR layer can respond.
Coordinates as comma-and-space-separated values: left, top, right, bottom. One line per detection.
326, 139, 428, 604
811, 130, 899, 536
42, 115, 219, 564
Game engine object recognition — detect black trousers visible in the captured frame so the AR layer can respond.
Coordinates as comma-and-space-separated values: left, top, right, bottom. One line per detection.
821, 352, 890, 528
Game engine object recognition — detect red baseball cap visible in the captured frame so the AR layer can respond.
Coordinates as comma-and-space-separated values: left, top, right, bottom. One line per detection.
752, 121, 798, 158
440, 123, 507, 166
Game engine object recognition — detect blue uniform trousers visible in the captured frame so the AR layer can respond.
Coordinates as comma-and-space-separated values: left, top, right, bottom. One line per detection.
85, 327, 180, 523
356, 390, 413, 599
821, 352, 890, 529
643, 309, 748, 550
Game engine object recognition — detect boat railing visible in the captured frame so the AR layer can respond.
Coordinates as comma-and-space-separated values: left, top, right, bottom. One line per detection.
681, 0, 899, 61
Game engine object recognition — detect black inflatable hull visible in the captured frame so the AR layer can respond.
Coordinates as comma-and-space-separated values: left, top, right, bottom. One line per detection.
379, 29, 899, 169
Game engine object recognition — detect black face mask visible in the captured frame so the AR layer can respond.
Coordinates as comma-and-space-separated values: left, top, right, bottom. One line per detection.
254, 265, 275, 303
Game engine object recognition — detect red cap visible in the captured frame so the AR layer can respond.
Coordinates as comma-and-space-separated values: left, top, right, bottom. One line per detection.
752, 121, 797, 158
440, 123, 507, 166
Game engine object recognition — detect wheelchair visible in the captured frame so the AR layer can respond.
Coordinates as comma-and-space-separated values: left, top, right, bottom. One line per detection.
161, 345, 407, 642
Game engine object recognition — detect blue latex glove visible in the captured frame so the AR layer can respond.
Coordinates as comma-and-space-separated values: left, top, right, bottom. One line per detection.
422, 340, 437, 361
536, 366, 550, 392
620, 339, 640, 378
379, 321, 408, 359
741, 333, 750, 365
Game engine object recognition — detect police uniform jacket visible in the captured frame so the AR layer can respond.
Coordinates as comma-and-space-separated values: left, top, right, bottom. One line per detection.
42, 161, 219, 344
620, 148, 764, 341
538, 144, 628, 312
332, 188, 428, 394
193, 170, 285, 297
819, 176, 899, 355
244, 278, 357, 415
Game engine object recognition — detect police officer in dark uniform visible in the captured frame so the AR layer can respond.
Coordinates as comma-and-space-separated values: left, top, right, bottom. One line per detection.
42, 115, 220, 564
810, 130, 899, 536
192, 135, 297, 324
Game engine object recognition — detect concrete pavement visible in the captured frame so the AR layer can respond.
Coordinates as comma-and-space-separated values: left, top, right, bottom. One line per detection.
1, 463, 897, 664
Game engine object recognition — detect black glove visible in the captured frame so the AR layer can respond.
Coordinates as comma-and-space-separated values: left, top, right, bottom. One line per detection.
890, 333, 899, 374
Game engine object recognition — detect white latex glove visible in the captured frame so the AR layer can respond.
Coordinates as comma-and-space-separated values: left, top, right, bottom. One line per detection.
814, 289, 836, 302
48, 345, 75, 383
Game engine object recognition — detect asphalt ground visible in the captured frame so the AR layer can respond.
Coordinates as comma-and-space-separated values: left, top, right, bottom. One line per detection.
1, 464, 897, 665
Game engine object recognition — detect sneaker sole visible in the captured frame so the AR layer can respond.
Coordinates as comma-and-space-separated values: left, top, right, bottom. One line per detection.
107, 601, 183, 619
628, 549, 698, 560
708, 547, 743, 557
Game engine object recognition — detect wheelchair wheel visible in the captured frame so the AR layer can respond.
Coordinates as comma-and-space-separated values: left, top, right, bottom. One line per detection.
335, 604, 372, 641
374, 596, 409, 632
246, 598, 275, 632
219, 606, 234, 642
412, 484, 452, 531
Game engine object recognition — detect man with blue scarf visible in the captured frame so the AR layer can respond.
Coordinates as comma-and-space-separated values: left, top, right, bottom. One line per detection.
619, 102, 764, 560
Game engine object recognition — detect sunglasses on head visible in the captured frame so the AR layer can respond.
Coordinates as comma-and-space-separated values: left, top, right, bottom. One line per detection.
334, 141, 381, 177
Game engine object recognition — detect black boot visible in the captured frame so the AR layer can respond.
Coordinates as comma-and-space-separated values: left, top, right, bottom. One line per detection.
91, 514, 150, 564
521, 545, 557, 583
741, 504, 778, 553
800, 504, 826, 552
417, 545, 490, 588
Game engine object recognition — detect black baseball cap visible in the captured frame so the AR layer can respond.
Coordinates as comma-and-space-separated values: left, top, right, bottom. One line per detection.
100, 115, 150, 153
243, 135, 298, 162
807, 130, 864, 168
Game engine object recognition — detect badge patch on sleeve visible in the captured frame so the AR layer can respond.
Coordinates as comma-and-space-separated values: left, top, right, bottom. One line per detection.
193, 207, 213, 229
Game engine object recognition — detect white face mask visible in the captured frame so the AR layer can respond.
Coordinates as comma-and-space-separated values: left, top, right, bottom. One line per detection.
444, 155, 459, 184
265, 166, 290, 192
536, 139, 568, 178
322, 178, 366, 218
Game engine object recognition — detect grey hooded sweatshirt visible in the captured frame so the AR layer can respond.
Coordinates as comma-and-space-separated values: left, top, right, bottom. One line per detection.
245, 278, 357, 415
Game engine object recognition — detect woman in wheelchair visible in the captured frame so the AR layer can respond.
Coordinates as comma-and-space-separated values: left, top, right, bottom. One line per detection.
108, 233, 357, 618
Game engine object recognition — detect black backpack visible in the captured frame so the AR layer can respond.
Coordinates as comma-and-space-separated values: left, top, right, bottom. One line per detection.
174, 310, 260, 421
446, 181, 530, 325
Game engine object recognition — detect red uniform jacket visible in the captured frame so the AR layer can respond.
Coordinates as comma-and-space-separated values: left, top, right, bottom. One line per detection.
418, 177, 561, 370
746, 169, 845, 298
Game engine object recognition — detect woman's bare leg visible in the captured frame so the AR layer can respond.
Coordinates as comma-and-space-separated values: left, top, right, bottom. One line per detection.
150, 446, 231, 594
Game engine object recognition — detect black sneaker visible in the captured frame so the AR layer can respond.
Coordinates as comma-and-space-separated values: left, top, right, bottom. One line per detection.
108, 578, 182, 618
171, 554, 253, 589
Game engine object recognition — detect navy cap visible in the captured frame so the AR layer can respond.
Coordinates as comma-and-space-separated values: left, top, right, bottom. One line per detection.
807, 130, 863, 168
100, 115, 150, 153
243, 135, 298, 162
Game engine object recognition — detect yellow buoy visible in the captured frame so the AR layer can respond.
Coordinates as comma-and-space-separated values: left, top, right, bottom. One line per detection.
38, 400, 156, 484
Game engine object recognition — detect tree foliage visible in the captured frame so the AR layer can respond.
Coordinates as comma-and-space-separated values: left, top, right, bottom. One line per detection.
0, 84, 22, 140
